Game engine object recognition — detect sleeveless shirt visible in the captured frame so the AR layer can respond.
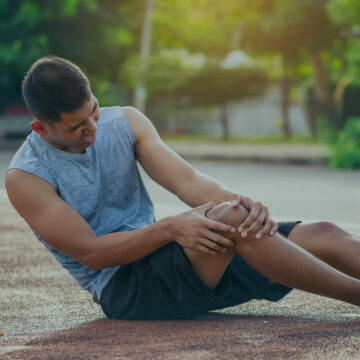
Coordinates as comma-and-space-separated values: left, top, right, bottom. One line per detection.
7, 106, 155, 303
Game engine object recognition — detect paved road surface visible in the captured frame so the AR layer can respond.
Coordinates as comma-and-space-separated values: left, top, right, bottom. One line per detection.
1, 151, 360, 359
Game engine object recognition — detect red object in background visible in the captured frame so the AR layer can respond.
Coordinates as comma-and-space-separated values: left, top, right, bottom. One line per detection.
4, 105, 29, 116
159, 126, 185, 137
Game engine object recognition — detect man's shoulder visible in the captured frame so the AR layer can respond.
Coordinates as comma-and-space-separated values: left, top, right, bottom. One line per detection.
97, 106, 130, 132
6, 168, 56, 201
6, 167, 38, 183
99, 105, 124, 122
8, 133, 40, 169
96, 105, 137, 146
114, 106, 156, 145
7, 134, 58, 190
99, 105, 138, 123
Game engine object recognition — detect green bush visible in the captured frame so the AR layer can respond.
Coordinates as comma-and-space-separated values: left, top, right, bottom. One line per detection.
329, 117, 360, 169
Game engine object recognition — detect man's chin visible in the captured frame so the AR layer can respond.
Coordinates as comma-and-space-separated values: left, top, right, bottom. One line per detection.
80, 142, 94, 148
67, 142, 93, 153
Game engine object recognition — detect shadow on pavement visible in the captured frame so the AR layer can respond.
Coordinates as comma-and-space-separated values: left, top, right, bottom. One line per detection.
1, 313, 360, 360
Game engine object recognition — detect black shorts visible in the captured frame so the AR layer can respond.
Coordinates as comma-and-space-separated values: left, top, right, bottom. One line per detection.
100, 221, 301, 320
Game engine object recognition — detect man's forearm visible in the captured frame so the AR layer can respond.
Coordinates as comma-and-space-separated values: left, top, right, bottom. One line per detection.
84, 218, 173, 270
178, 172, 236, 208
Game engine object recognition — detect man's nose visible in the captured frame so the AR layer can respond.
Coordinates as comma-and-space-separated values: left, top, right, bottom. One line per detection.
85, 118, 97, 134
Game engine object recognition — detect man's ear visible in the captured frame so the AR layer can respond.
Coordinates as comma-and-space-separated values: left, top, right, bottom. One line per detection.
31, 119, 48, 136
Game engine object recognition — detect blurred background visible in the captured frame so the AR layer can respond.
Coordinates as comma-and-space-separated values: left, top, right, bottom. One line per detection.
0, 0, 359, 169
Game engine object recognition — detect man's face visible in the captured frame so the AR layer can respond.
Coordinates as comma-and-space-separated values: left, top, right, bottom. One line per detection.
42, 95, 100, 153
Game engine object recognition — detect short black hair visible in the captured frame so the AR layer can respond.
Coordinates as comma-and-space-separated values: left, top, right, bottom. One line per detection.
22, 56, 91, 122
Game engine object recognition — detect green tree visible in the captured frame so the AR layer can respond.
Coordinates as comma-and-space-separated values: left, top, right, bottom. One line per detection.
239, 0, 341, 137
327, 0, 360, 25
327, 0, 360, 87
153, 0, 237, 55
0, 0, 139, 111
146, 0, 269, 140
173, 66, 268, 141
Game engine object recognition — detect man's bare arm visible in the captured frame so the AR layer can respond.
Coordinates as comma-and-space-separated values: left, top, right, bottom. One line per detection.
5, 170, 235, 270
122, 106, 237, 206
123, 106, 276, 237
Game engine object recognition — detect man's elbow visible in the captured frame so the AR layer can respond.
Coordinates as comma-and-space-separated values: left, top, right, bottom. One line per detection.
80, 251, 103, 271
87, 263, 101, 272
81, 258, 103, 272
80, 246, 124, 271
76, 236, 104, 271
83, 256, 125, 272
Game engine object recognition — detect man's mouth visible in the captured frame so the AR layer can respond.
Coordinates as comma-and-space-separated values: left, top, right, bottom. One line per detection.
81, 134, 96, 143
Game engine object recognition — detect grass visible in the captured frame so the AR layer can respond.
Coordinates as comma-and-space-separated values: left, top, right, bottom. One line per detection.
161, 134, 317, 144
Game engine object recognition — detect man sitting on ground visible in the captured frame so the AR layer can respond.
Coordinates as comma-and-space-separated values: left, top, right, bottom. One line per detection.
6, 56, 360, 320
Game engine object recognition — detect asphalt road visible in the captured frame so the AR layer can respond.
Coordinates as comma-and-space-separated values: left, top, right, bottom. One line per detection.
1, 150, 360, 359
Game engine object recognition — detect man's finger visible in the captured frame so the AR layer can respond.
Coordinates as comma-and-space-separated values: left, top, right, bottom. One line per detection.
196, 202, 216, 215
255, 219, 272, 239
239, 196, 251, 209
200, 238, 226, 252
205, 219, 236, 233
257, 215, 278, 237
195, 243, 218, 255
230, 194, 241, 207
204, 230, 234, 247
238, 202, 261, 234
198, 202, 216, 210
245, 209, 267, 236
270, 222, 278, 236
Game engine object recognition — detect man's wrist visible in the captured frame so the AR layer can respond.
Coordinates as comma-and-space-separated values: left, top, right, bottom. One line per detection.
156, 216, 175, 244
218, 192, 240, 206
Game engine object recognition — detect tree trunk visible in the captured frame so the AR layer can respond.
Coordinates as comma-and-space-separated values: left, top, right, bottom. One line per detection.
218, 104, 229, 142
304, 92, 318, 138
309, 52, 336, 130
133, 0, 155, 113
280, 77, 291, 139
309, 52, 330, 110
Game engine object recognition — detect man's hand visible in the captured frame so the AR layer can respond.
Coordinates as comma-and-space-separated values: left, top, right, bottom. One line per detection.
231, 195, 278, 239
168, 202, 236, 255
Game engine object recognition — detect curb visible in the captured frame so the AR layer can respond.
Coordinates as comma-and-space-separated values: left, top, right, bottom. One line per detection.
165, 142, 331, 165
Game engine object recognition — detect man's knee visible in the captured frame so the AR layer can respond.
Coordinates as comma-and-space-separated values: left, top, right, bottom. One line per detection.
309, 221, 351, 242
315, 221, 345, 234
206, 201, 249, 229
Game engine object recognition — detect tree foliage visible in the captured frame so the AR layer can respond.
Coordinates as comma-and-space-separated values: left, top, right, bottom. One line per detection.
0, 0, 140, 109
174, 66, 268, 107
152, 0, 244, 57
240, 0, 339, 61
327, 0, 360, 25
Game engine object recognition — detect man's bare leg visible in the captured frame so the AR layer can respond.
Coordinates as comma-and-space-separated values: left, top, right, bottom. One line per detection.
182, 202, 360, 306
287, 223, 360, 280
181, 243, 236, 290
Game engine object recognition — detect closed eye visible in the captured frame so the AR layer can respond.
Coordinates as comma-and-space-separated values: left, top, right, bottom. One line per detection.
70, 124, 82, 131
68, 99, 99, 131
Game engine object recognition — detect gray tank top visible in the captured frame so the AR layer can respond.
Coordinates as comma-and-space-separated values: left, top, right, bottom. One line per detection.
7, 106, 155, 303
